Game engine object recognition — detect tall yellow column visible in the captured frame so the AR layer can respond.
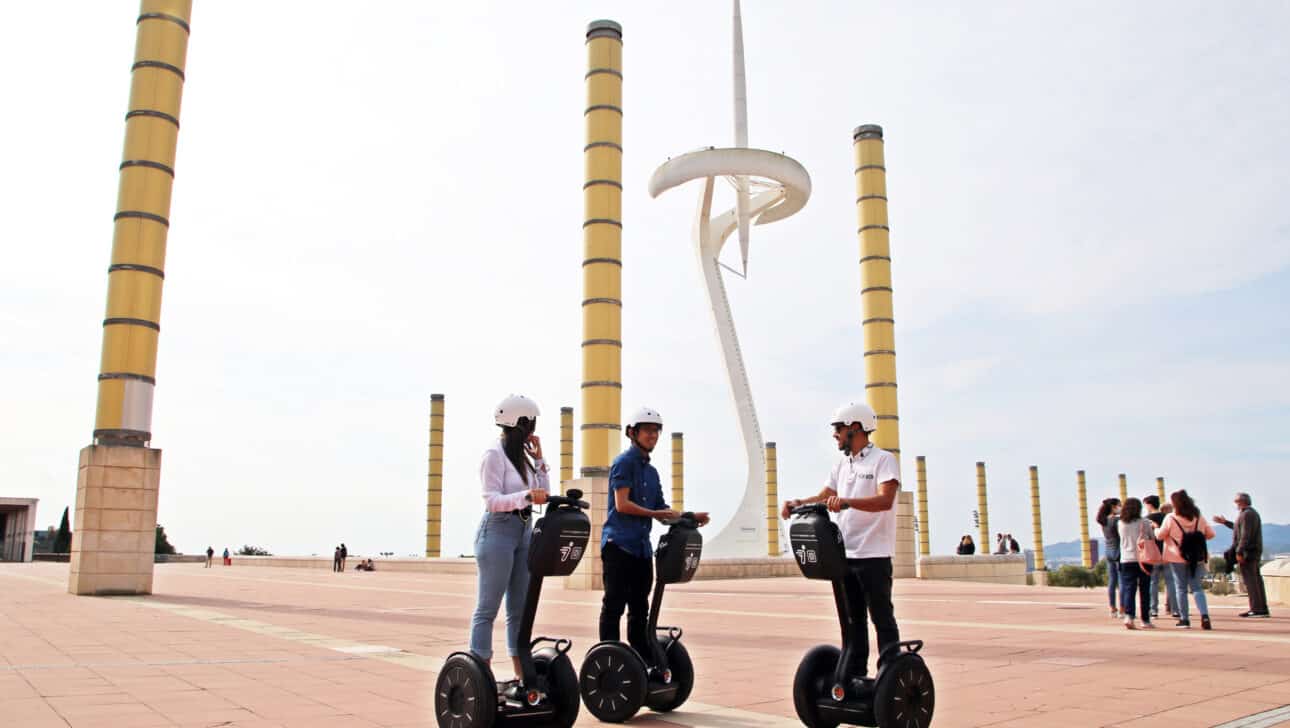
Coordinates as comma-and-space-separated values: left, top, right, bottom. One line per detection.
766, 442, 779, 557
71, 1, 192, 596
1118, 473, 1128, 504
854, 124, 915, 578
580, 20, 623, 478
1077, 470, 1092, 568
425, 395, 444, 558
93, 1, 192, 446
671, 433, 684, 512
559, 407, 574, 488
976, 461, 990, 551
916, 455, 930, 557
1156, 476, 1166, 503
1029, 466, 1045, 571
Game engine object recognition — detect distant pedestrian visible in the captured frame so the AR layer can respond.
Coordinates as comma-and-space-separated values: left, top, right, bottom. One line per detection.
340, 543, 348, 572
222, 547, 230, 566
1154, 489, 1216, 629
205, 546, 214, 568
1117, 498, 1155, 630
1214, 492, 1270, 618
994, 533, 1007, 554
1143, 495, 1177, 619
1007, 534, 1020, 554
1096, 498, 1122, 618
333, 546, 342, 572
957, 535, 976, 555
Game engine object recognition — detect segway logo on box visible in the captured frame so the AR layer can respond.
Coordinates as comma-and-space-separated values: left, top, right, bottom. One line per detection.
559, 542, 584, 562
684, 552, 699, 572
795, 544, 818, 565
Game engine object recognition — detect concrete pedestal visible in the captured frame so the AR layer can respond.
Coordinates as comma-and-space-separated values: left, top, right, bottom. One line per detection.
69, 445, 160, 596
564, 476, 607, 591
894, 491, 916, 578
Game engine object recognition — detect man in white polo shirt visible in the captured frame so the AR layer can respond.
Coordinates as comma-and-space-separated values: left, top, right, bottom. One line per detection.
781, 402, 900, 678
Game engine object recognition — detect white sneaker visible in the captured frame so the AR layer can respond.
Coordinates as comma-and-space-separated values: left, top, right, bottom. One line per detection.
1124, 617, 1136, 630
1140, 621, 1156, 630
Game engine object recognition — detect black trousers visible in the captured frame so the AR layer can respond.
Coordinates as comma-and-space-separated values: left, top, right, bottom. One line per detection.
600, 542, 654, 657
1240, 552, 1269, 613
841, 557, 900, 677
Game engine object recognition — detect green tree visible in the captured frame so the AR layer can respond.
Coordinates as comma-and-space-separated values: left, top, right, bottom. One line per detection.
236, 545, 271, 556
53, 507, 72, 553
154, 525, 177, 555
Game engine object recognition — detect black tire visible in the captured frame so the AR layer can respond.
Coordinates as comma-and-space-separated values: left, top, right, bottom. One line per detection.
645, 637, 694, 712
434, 653, 496, 728
792, 645, 840, 728
578, 642, 647, 723
533, 647, 579, 728
873, 653, 934, 728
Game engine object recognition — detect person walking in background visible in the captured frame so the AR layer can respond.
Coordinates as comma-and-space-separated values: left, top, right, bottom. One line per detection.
333, 546, 342, 572
1214, 492, 1270, 618
222, 547, 230, 566
957, 535, 976, 555
340, 543, 348, 572
205, 546, 214, 568
1096, 498, 1122, 618
1154, 490, 1216, 630
1117, 498, 1155, 630
1143, 495, 1177, 619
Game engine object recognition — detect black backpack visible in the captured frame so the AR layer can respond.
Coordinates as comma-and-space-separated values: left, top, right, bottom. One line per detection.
1178, 517, 1208, 574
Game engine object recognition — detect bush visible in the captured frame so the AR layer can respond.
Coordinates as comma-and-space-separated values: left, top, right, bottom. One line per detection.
1048, 564, 1099, 588
236, 545, 272, 556
1093, 559, 1109, 586
1209, 555, 1229, 575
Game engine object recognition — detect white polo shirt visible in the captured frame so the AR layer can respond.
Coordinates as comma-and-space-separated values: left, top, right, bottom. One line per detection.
826, 443, 900, 558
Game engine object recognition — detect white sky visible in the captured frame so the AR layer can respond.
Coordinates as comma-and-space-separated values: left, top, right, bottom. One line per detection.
2, 1, 1288, 558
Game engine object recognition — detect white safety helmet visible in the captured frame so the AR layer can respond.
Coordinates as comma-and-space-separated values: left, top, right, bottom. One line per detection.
624, 406, 664, 432
831, 401, 877, 433
495, 394, 540, 428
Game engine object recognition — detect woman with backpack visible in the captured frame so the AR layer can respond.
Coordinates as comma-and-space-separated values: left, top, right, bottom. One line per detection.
1116, 498, 1155, 629
1153, 489, 1216, 630
1095, 498, 1122, 618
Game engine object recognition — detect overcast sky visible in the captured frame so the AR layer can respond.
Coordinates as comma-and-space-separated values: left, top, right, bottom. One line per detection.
3, 1, 1287, 559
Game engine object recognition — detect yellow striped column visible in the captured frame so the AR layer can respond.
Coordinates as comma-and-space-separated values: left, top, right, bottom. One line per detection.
1156, 476, 1166, 503
580, 20, 623, 477
1118, 473, 1128, 504
976, 461, 990, 551
93, 1, 192, 446
766, 442, 779, 556
560, 407, 574, 488
425, 394, 444, 557
1077, 470, 1091, 568
916, 456, 930, 557
1029, 466, 1045, 571
671, 433, 684, 512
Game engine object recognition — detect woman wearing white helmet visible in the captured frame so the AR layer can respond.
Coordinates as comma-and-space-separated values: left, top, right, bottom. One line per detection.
468, 394, 550, 681
780, 401, 901, 680
600, 407, 709, 657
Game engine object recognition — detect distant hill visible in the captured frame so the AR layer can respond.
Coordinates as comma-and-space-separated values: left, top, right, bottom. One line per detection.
1043, 522, 1290, 563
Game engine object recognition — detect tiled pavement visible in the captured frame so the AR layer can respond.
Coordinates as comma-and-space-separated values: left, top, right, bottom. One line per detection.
1, 562, 1287, 727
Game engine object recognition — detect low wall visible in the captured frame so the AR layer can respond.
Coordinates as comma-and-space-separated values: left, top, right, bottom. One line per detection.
918, 554, 1029, 585
33, 553, 205, 564
1262, 557, 1290, 605
228, 555, 801, 580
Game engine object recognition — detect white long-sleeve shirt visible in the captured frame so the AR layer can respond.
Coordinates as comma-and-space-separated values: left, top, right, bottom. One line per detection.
480, 440, 550, 513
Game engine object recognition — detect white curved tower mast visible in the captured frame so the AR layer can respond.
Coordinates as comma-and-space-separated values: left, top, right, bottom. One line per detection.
649, 3, 810, 557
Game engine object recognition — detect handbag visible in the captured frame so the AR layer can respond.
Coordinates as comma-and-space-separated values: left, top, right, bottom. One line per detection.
1138, 520, 1164, 566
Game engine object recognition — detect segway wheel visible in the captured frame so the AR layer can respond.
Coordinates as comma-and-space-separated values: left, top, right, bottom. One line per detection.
578, 642, 647, 723
792, 645, 841, 728
645, 637, 694, 712
434, 653, 496, 728
873, 652, 934, 728
533, 647, 579, 728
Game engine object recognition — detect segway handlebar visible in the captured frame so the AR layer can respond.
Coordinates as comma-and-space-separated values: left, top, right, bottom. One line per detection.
790, 501, 850, 517
547, 488, 590, 510
660, 511, 701, 528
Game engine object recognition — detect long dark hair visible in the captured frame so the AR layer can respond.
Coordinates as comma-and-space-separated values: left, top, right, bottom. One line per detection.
1170, 489, 1199, 520
1095, 497, 1120, 526
1120, 497, 1142, 523
501, 417, 536, 485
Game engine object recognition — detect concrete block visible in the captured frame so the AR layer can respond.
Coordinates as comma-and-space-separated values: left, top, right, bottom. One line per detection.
104, 447, 149, 469
104, 467, 148, 489
103, 487, 147, 510
100, 510, 145, 532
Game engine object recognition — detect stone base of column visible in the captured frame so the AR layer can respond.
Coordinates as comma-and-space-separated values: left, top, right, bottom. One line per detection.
894, 491, 916, 578
564, 476, 608, 591
68, 445, 160, 596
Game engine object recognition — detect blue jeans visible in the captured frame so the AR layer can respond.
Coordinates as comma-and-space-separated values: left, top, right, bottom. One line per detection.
1106, 558, 1121, 609
1119, 562, 1152, 621
469, 512, 532, 660
1150, 560, 1176, 614
1170, 562, 1209, 621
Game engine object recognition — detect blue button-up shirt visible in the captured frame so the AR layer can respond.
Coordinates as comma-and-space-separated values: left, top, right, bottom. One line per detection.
602, 446, 667, 559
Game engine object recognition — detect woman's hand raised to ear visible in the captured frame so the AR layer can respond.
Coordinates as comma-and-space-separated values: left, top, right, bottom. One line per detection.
524, 434, 543, 460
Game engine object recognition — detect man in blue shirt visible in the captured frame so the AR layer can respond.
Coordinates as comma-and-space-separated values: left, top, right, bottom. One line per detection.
600, 407, 708, 656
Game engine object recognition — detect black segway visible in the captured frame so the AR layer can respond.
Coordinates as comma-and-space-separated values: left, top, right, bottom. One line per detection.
435, 489, 591, 728
577, 513, 703, 722
788, 503, 934, 728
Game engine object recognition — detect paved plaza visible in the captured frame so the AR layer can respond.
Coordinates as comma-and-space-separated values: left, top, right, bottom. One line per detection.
1, 562, 1287, 727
